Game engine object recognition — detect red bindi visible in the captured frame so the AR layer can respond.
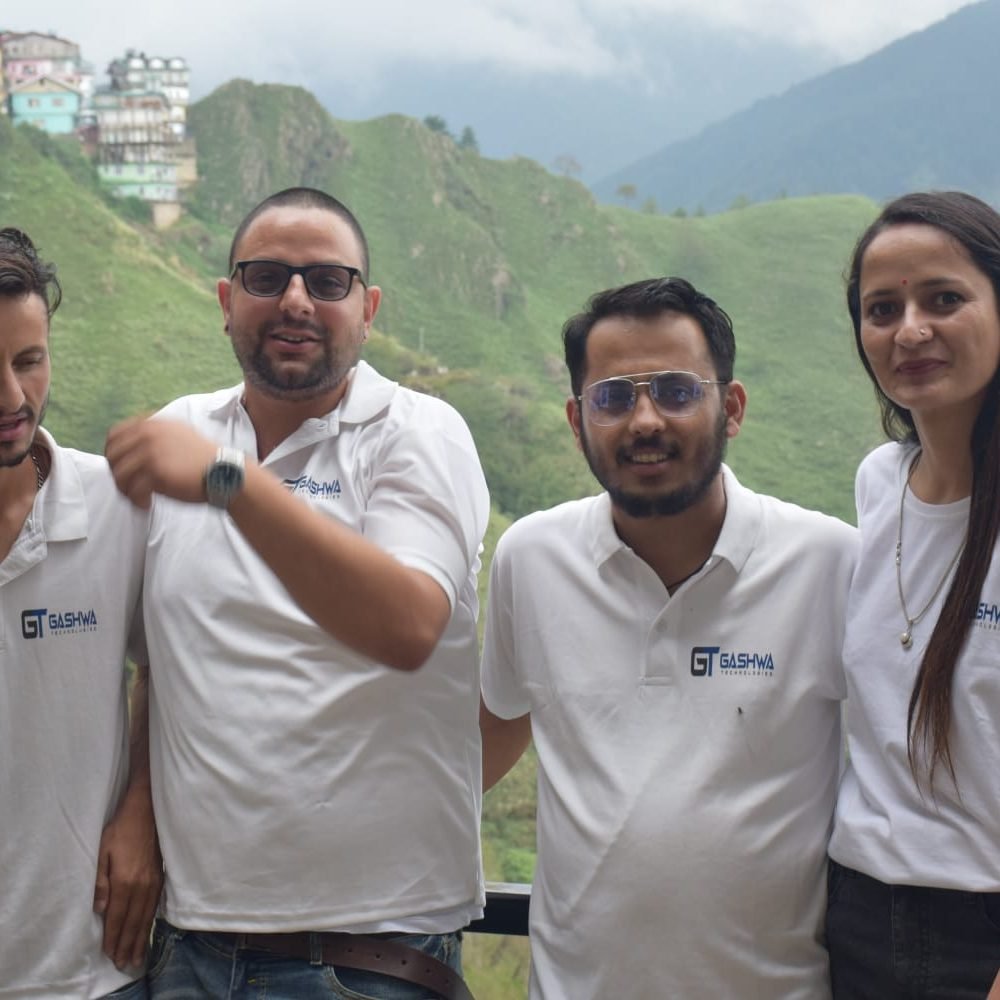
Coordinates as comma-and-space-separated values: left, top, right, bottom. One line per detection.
901, 278, 908, 285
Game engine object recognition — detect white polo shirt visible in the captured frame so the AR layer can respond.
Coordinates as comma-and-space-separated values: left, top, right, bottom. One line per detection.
830, 442, 1000, 889
146, 361, 490, 933
0, 429, 148, 998
482, 466, 858, 1000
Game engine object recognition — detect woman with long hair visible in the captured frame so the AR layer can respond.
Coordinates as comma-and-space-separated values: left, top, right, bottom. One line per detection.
827, 190, 1000, 998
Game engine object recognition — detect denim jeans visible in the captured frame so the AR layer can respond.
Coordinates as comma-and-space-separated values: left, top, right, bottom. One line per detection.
827, 860, 1000, 999
147, 918, 464, 999
103, 979, 148, 999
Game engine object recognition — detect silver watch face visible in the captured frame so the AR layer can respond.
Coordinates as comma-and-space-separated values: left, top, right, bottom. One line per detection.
205, 460, 244, 508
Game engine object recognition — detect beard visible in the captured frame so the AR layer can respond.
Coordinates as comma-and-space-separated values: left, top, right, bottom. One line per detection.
580, 406, 728, 518
230, 318, 363, 402
0, 396, 47, 469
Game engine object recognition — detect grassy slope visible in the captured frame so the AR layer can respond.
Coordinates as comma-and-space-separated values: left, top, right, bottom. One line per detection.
0, 117, 238, 445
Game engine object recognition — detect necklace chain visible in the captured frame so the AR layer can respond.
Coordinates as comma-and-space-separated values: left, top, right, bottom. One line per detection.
895, 455, 964, 649
29, 448, 44, 491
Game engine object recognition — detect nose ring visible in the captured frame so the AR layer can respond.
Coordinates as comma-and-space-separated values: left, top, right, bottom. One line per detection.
919, 327, 929, 337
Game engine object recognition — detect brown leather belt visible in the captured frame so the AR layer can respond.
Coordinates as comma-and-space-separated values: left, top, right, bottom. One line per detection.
215, 929, 475, 1000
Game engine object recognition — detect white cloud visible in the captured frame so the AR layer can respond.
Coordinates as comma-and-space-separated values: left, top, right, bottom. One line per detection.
581, 0, 972, 58
5, 0, 974, 97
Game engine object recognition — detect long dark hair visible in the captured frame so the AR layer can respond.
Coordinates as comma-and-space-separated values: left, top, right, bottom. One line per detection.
847, 191, 1000, 786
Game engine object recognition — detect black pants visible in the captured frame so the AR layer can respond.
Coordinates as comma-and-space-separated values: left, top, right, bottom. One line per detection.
827, 860, 1000, 999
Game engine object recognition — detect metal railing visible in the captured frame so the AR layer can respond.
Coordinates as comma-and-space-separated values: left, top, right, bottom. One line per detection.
467, 882, 530, 936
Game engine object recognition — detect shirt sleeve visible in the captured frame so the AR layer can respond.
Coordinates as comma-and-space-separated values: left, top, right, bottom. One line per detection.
481, 527, 532, 719
361, 398, 489, 611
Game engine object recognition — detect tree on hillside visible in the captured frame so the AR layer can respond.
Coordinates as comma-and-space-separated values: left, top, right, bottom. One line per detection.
616, 182, 637, 206
423, 115, 451, 138
458, 126, 479, 153
553, 154, 582, 179
641, 196, 659, 215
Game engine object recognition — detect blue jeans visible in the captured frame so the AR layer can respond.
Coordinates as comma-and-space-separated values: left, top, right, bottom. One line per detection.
147, 918, 463, 999
827, 860, 1000, 999
103, 980, 148, 999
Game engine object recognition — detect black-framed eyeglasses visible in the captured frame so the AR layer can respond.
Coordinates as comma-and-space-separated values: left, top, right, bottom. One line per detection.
578, 370, 729, 425
231, 259, 366, 302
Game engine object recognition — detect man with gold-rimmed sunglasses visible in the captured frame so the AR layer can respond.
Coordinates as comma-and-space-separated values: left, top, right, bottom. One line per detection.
105, 188, 488, 999
480, 276, 858, 999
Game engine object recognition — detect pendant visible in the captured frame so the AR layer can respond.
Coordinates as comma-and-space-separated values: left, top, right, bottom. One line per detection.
900, 630, 913, 649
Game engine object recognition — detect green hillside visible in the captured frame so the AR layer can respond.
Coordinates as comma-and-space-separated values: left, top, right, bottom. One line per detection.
0, 118, 239, 445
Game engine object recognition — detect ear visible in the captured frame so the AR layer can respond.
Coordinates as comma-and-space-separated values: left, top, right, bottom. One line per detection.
217, 278, 233, 336
566, 396, 584, 452
723, 380, 747, 439
363, 284, 382, 334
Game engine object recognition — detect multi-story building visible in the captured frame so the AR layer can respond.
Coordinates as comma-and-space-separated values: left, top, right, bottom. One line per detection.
107, 50, 189, 138
0, 31, 93, 105
92, 49, 193, 223
7, 76, 81, 133
94, 89, 177, 196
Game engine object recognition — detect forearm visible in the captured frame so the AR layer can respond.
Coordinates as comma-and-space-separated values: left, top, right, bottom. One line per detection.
229, 463, 450, 670
94, 663, 162, 968
125, 664, 152, 798
480, 700, 532, 791
106, 416, 461, 669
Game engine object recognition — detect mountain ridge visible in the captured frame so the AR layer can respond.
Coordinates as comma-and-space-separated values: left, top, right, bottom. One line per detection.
595, 0, 1000, 212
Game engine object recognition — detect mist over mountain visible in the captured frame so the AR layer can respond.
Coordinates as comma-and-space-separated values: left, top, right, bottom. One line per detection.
594, 0, 1000, 211
312, 16, 838, 182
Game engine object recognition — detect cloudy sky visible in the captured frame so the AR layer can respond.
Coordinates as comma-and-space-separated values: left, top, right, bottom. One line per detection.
7, 1, 978, 179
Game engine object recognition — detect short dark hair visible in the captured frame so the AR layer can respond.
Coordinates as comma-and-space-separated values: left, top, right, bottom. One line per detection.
562, 276, 736, 396
228, 187, 371, 281
0, 228, 61, 316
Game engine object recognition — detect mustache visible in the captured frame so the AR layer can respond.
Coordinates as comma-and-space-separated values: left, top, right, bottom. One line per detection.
0, 404, 36, 423
261, 318, 326, 338
617, 436, 681, 461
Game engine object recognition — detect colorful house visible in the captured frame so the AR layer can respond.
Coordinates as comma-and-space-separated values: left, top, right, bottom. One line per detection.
8, 75, 81, 133
93, 89, 179, 206
0, 31, 92, 101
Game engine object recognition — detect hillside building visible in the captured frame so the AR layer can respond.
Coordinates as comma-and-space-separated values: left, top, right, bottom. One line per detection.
2, 33, 195, 227
0, 31, 92, 98
8, 76, 81, 134
107, 50, 189, 138
93, 50, 194, 227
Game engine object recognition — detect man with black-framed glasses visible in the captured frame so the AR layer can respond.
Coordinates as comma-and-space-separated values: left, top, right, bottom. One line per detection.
105, 187, 488, 999
480, 276, 858, 999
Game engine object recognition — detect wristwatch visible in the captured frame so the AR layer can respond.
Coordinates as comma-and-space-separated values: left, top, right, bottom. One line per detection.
203, 447, 246, 509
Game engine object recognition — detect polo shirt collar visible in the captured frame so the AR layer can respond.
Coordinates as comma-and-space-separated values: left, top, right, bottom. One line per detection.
34, 427, 88, 542
588, 463, 760, 576
712, 464, 760, 575
337, 361, 398, 424
206, 360, 397, 437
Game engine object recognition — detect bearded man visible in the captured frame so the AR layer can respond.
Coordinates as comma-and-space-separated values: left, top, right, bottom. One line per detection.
480, 276, 858, 1000
107, 188, 488, 1000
